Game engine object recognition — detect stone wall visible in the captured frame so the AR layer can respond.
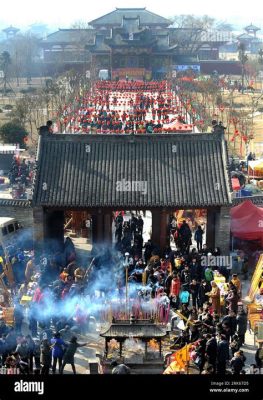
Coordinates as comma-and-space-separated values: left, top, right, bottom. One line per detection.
0, 200, 33, 229
214, 206, 231, 255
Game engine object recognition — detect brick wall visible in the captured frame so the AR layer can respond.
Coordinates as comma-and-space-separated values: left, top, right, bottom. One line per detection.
0, 203, 33, 229
214, 206, 231, 255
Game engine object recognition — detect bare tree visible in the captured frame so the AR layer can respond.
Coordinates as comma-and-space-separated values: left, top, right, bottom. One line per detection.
170, 15, 215, 55
238, 42, 248, 94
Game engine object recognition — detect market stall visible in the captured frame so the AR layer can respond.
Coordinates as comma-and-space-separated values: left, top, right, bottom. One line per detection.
248, 159, 263, 179
231, 200, 263, 247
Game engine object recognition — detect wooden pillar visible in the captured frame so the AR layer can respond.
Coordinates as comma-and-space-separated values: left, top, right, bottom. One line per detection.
119, 341, 123, 358
104, 212, 112, 243
33, 207, 45, 252
105, 339, 109, 358
151, 209, 160, 248
44, 209, 64, 252
160, 209, 169, 250
152, 209, 169, 252
92, 211, 104, 244
91, 214, 98, 243
206, 208, 215, 250
159, 340, 162, 358
144, 340, 148, 359
97, 211, 104, 242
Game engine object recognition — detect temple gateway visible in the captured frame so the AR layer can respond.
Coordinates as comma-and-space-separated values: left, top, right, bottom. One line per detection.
32, 132, 232, 254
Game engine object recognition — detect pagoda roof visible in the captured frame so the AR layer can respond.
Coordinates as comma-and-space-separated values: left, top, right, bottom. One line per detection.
89, 8, 171, 27
237, 33, 254, 40
244, 23, 260, 31
2, 26, 19, 33
42, 29, 95, 45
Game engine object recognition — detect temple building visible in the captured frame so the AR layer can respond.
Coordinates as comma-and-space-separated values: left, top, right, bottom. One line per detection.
41, 8, 231, 77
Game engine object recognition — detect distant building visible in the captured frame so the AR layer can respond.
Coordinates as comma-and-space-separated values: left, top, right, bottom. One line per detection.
41, 29, 94, 74
41, 8, 231, 78
2, 26, 19, 39
220, 23, 262, 56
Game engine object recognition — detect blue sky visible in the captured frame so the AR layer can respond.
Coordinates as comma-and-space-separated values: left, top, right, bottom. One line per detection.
1, 0, 262, 30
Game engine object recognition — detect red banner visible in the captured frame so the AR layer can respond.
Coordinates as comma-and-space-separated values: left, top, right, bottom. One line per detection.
112, 68, 149, 78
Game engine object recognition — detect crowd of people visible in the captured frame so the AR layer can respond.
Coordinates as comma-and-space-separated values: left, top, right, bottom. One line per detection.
95, 80, 168, 92
0, 211, 260, 375
111, 215, 259, 375
56, 80, 193, 134
8, 157, 33, 199
0, 237, 91, 374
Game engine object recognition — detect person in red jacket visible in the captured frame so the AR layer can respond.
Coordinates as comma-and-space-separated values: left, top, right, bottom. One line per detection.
169, 274, 181, 309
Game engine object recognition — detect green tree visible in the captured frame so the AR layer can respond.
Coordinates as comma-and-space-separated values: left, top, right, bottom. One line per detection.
0, 120, 28, 146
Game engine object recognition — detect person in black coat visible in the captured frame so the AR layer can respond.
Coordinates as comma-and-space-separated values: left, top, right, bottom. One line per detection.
195, 338, 207, 373
236, 310, 247, 345
189, 279, 200, 308
137, 215, 144, 235
180, 265, 191, 289
217, 334, 230, 374
205, 334, 217, 372
198, 280, 211, 307
194, 225, 204, 252
255, 344, 263, 368
222, 311, 237, 339
230, 351, 245, 374
143, 239, 154, 263
189, 258, 199, 280
178, 220, 192, 253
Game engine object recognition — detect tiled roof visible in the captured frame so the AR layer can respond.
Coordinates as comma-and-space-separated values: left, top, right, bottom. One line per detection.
244, 24, 260, 31
100, 321, 167, 338
32, 133, 232, 208
237, 33, 254, 40
89, 8, 171, 27
43, 29, 95, 44
0, 199, 31, 207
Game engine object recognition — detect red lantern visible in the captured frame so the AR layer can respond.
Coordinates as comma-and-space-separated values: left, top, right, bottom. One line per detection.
23, 136, 28, 143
